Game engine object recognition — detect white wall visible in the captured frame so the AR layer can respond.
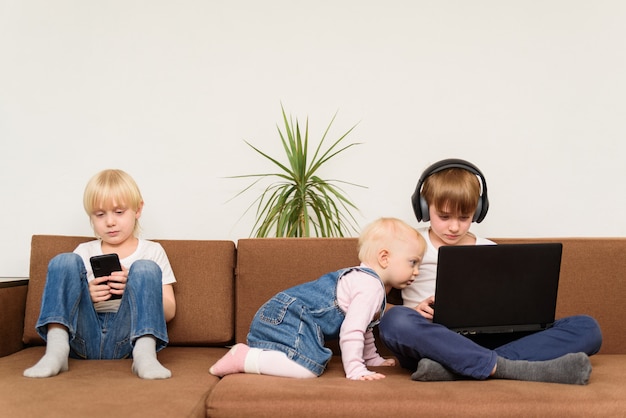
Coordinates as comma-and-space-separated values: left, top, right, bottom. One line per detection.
1, 1, 625, 278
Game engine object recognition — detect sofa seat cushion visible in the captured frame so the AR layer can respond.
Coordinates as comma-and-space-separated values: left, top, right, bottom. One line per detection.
206, 354, 626, 417
0, 346, 228, 418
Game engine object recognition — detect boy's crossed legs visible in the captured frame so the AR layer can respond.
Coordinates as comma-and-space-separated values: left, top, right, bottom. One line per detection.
413, 352, 592, 385
380, 306, 599, 385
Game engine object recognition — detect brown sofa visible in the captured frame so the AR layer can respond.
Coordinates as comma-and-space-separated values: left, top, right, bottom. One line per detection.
1, 235, 625, 417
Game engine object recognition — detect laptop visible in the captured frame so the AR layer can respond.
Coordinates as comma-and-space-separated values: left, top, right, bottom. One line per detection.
432, 243, 562, 335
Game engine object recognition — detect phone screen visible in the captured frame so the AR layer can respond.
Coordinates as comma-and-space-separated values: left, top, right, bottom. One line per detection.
89, 254, 122, 299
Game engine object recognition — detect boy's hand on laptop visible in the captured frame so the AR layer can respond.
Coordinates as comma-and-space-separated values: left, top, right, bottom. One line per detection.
415, 296, 436, 320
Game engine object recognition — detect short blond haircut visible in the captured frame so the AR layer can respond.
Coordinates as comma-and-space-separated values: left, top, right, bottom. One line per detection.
83, 169, 143, 235
358, 217, 424, 263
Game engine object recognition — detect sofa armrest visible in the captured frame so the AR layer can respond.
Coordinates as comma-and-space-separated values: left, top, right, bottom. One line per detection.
0, 280, 28, 357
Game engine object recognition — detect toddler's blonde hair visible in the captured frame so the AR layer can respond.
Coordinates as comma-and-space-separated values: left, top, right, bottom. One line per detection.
358, 217, 423, 263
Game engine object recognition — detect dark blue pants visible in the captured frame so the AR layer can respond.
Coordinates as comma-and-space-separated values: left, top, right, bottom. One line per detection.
379, 306, 602, 379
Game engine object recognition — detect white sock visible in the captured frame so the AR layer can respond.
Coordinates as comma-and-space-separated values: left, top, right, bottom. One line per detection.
257, 350, 316, 379
23, 326, 70, 378
209, 346, 316, 378
131, 336, 171, 380
243, 347, 262, 374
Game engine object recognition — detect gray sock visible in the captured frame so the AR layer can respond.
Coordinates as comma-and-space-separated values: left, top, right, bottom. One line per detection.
493, 352, 591, 385
23, 326, 69, 378
132, 336, 172, 380
411, 358, 459, 382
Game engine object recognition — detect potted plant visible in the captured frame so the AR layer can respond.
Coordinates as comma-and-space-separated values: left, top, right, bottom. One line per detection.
230, 105, 365, 237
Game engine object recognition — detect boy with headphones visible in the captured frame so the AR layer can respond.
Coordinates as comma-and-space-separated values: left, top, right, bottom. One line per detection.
379, 159, 603, 385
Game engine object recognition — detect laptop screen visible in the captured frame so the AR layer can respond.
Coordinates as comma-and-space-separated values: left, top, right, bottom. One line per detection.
432, 243, 562, 334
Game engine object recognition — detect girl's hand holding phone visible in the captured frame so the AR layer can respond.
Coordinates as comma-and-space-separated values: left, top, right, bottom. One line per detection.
106, 268, 128, 299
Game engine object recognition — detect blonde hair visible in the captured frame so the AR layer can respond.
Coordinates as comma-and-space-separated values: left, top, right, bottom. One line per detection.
421, 168, 480, 216
83, 169, 143, 235
358, 217, 423, 263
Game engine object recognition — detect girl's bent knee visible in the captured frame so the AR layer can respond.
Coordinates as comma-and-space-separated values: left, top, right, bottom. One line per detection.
128, 260, 162, 288
48, 253, 83, 271
129, 260, 161, 277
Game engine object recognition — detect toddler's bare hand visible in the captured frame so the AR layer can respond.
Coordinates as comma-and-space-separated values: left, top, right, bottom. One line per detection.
359, 372, 386, 381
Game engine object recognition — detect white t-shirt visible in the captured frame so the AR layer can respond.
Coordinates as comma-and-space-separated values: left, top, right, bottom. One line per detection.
401, 227, 495, 308
74, 239, 176, 312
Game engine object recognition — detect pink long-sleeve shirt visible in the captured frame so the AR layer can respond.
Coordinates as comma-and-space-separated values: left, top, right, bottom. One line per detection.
336, 264, 387, 380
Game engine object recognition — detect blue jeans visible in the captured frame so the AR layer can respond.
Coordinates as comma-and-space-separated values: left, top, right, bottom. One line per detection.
379, 306, 602, 379
35, 253, 169, 360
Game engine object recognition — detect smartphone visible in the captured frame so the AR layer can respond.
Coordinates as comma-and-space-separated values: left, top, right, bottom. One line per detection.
90, 254, 123, 300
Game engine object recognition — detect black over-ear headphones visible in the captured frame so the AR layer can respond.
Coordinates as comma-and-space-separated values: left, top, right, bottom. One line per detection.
411, 158, 489, 223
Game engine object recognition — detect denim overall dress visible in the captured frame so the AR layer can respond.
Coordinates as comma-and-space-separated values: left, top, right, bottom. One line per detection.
247, 266, 386, 376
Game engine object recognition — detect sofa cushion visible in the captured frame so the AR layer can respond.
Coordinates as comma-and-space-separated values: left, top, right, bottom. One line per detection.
206, 354, 626, 417
0, 281, 28, 356
0, 346, 225, 418
158, 239, 235, 345
23, 235, 236, 347
235, 238, 360, 343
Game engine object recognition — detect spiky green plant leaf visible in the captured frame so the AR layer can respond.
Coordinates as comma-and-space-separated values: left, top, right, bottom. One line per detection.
229, 105, 365, 237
